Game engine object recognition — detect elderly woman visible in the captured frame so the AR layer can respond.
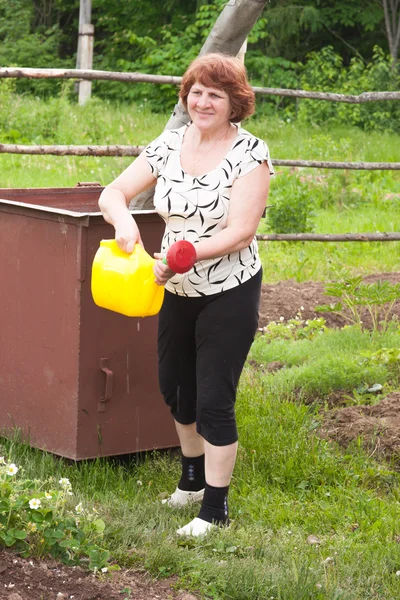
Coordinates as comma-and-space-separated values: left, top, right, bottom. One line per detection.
98, 53, 274, 537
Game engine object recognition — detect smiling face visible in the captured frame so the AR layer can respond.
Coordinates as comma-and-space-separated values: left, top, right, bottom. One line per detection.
187, 82, 232, 134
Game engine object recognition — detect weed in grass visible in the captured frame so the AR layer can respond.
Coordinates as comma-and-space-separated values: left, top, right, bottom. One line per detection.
260, 314, 327, 341
316, 277, 400, 331
0, 455, 115, 571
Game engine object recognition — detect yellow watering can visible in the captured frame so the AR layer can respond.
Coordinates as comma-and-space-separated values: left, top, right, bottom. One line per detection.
91, 239, 165, 317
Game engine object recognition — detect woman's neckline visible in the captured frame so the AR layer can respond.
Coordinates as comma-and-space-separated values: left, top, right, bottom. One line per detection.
179, 122, 240, 178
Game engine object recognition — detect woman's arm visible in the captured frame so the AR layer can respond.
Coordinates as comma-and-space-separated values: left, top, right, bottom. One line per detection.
194, 161, 271, 261
98, 151, 156, 253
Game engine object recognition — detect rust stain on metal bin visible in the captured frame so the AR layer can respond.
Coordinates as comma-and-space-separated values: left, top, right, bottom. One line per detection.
0, 187, 178, 460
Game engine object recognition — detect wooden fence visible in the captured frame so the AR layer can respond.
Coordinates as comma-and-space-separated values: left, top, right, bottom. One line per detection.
1, 66, 399, 243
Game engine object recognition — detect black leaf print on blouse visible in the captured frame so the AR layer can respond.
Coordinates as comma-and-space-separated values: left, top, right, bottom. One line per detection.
168, 213, 187, 220
199, 211, 204, 226
210, 276, 231, 285
222, 168, 229, 179
201, 194, 220, 209
251, 139, 259, 150
193, 178, 209, 187
167, 196, 171, 213
162, 187, 172, 198
187, 282, 207, 296
203, 223, 219, 235
207, 258, 224, 278
186, 207, 198, 219
232, 138, 245, 150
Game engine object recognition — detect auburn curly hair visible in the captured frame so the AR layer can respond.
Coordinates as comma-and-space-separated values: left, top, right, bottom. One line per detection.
179, 53, 255, 123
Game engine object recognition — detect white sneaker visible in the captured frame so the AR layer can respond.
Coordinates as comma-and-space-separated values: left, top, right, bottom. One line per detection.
161, 487, 205, 508
176, 517, 215, 537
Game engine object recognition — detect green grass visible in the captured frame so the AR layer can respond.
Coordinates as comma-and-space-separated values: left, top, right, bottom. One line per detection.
3, 356, 400, 599
250, 326, 400, 399
2, 92, 400, 598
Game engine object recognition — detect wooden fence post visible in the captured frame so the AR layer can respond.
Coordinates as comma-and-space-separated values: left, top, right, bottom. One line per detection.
77, 0, 94, 105
78, 24, 94, 105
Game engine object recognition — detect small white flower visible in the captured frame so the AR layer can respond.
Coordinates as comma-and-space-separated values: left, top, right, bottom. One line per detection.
45, 492, 52, 499
29, 498, 41, 510
59, 477, 71, 488
300, 306, 304, 311
75, 502, 84, 514
67, 491, 73, 496
6, 463, 19, 476
396, 570, 400, 577
279, 316, 285, 322
137, 480, 143, 486
0, 456, 6, 464
101, 567, 108, 573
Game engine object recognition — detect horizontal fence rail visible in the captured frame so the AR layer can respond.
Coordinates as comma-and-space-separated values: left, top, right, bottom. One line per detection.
1, 144, 400, 170
256, 233, 400, 242
1, 67, 400, 104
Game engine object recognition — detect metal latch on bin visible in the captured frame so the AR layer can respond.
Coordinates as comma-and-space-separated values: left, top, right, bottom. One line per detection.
98, 358, 113, 412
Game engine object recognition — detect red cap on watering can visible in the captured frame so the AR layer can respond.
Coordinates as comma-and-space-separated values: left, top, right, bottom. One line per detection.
163, 240, 197, 274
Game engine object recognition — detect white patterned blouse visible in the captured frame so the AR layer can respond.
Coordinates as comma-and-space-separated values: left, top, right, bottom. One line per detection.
145, 123, 274, 297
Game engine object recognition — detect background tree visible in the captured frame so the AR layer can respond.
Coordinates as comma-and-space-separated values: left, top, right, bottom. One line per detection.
380, 0, 400, 64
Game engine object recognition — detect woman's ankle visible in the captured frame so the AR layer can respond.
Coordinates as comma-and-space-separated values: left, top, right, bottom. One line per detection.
178, 453, 206, 492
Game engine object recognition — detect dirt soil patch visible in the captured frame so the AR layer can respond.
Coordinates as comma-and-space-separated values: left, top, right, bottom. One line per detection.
258, 272, 400, 329
0, 549, 194, 600
319, 392, 400, 465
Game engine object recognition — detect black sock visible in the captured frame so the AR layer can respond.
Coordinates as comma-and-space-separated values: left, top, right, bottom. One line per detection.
178, 454, 205, 492
198, 482, 229, 525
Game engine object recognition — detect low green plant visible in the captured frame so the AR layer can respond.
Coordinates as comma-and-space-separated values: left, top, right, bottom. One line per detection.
316, 277, 400, 331
0, 455, 117, 571
359, 347, 400, 383
260, 314, 327, 341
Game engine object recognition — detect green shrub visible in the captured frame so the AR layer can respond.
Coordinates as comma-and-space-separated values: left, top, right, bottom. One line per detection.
266, 175, 316, 233
298, 46, 400, 133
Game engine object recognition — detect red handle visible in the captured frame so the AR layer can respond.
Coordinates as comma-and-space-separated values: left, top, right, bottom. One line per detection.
164, 240, 197, 274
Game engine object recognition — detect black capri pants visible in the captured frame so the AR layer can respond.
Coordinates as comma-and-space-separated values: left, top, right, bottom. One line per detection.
158, 269, 262, 446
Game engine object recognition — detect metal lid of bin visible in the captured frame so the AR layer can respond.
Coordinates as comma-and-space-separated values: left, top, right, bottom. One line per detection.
0, 187, 158, 222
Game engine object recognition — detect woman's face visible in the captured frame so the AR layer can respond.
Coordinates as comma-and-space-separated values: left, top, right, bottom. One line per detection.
187, 81, 232, 133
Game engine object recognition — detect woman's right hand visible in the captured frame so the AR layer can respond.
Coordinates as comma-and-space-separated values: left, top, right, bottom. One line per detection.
114, 215, 143, 254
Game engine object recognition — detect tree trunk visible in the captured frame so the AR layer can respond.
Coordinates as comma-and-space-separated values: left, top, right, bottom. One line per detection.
382, 0, 400, 64
131, 0, 267, 209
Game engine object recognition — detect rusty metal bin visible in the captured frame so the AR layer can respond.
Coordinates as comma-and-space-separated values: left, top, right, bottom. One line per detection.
0, 186, 178, 460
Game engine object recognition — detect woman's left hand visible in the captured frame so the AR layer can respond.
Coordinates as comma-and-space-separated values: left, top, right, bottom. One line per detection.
153, 252, 175, 286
